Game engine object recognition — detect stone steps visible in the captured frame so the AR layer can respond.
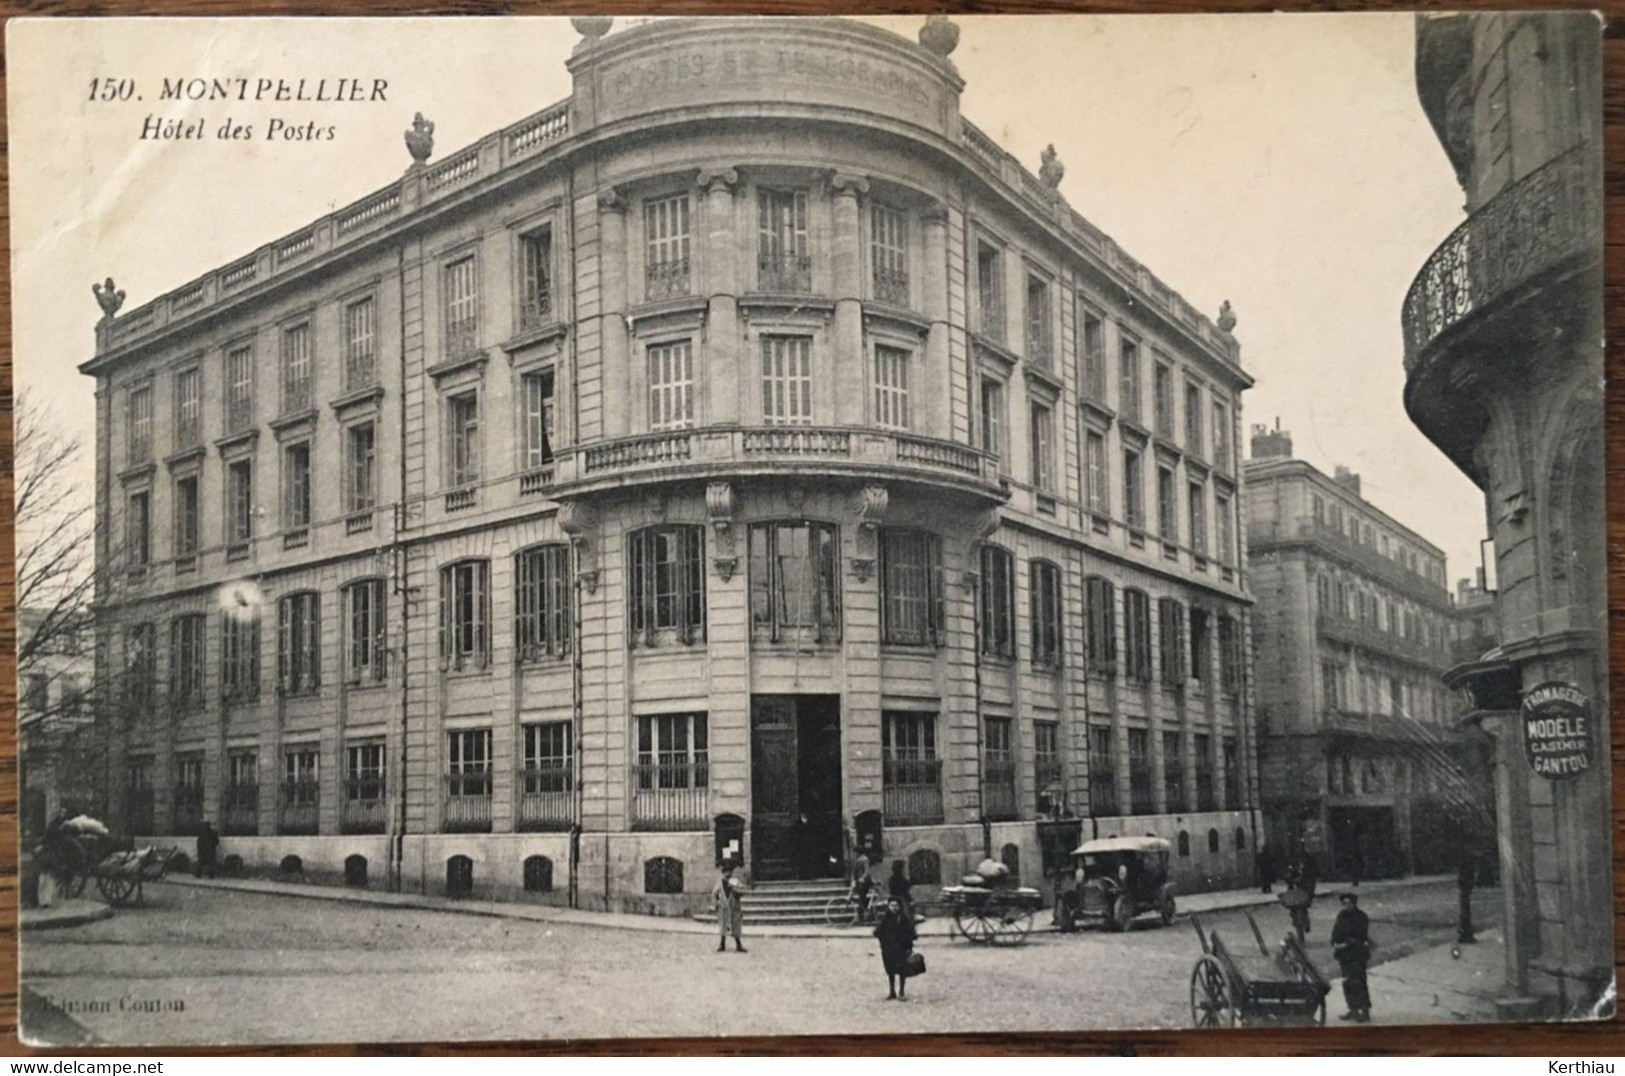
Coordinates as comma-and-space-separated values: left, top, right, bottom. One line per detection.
695, 878, 854, 926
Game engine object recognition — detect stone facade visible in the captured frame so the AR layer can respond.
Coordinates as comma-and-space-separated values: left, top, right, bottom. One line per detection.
83, 16, 1258, 915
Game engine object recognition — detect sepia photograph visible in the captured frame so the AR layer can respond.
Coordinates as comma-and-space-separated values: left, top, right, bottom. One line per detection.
8, 12, 1611, 1047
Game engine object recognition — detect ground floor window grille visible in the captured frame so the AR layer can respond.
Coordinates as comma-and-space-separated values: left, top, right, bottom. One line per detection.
280, 746, 320, 835
1088, 726, 1118, 816
1128, 729, 1153, 815
882, 711, 943, 825
223, 749, 259, 836
344, 740, 386, 834
982, 716, 1017, 821
632, 713, 708, 830
173, 753, 205, 835
444, 728, 493, 833
519, 721, 573, 831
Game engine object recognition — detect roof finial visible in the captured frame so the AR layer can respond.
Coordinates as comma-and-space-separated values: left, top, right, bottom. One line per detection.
1217, 300, 1237, 334
404, 112, 435, 166
93, 277, 126, 323
918, 15, 960, 58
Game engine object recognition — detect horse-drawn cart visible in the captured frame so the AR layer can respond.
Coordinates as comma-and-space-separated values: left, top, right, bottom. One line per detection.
91, 846, 179, 907
1189, 911, 1331, 1027
940, 882, 1044, 945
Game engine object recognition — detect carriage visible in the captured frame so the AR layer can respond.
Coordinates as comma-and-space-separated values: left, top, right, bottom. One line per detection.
1188, 910, 1331, 1027
33, 817, 177, 908
1056, 835, 1177, 932
939, 858, 1045, 945
89, 846, 180, 907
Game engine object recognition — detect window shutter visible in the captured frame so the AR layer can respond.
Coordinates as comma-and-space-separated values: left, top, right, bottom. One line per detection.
929, 534, 945, 647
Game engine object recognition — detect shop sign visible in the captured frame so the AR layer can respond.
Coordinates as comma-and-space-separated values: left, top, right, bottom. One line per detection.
1520, 681, 1594, 780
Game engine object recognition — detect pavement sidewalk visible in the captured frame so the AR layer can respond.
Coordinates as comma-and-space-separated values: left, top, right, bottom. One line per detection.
153, 870, 1453, 940
1327, 928, 1506, 1025
20, 898, 117, 931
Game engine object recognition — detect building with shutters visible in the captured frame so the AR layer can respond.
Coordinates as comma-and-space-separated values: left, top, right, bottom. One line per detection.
83, 15, 1258, 914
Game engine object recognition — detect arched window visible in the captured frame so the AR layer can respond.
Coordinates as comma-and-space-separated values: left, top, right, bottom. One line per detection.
1207, 828, 1220, 854
999, 843, 1021, 882
515, 544, 572, 661
439, 560, 492, 670
979, 545, 1016, 659
523, 854, 554, 893
644, 855, 684, 894
628, 527, 706, 646
907, 848, 942, 886
277, 591, 321, 695
1177, 831, 1191, 857
748, 521, 841, 644
1084, 576, 1117, 674
280, 854, 304, 875
446, 854, 474, 896
344, 854, 368, 887
1029, 560, 1063, 669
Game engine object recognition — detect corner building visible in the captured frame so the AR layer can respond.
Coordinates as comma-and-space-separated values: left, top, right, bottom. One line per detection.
85, 17, 1257, 914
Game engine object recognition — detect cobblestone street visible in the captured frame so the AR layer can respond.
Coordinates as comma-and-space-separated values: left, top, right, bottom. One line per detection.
21, 878, 1498, 1046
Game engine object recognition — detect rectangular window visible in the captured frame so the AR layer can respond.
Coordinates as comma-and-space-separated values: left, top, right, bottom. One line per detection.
521, 369, 556, 472
1128, 728, 1153, 815
1215, 494, 1234, 565
281, 746, 320, 833
169, 615, 206, 710
873, 346, 910, 431
345, 740, 386, 832
1157, 466, 1177, 542
520, 228, 553, 329
1212, 401, 1231, 471
125, 622, 156, 708
439, 560, 491, 671
1321, 660, 1343, 712
1079, 308, 1105, 400
345, 579, 386, 684
23, 674, 48, 713
975, 242, 1003, 341
174, 475, 200, 563
881, 529, 943, 647
443, 256, 479, 355
636, 713, 709, 790
758, 189, 810, 292
1034, 720, 1062, 813
749, 522, 840, 644
344, 296, 376, 391
870, 203, 909, 306
1188, 481, 1207, 557
225, 344, 255, 433
1085, 429, 1109, 518
979, 378, 1005, 466
1153, 362, 1174, 437
1195, 733, 1215, 811
127, 384, 153, 461
447, 728, 493, 797
223, 749, 258, 835
173, 752, 206, 832
1163, 731, 1185, 813
628, 526, 706, 644
1190, 607, 1211, 683
1085, 576, 1117, 675
1030, 560, 1063, 669
283, 442, 311, 531
979, 546, 1016, 659
760, 336, 813, 425
882, 711, 942, 825
278, 592, 320, 696
1119, 338, 1142, 423
983, 715, 1016, 821
1123, 449, 1144, 530
221, 608, 260, 702
515, 544, 572, 661
346, 422, 376, 514
281, 322, 312, 414
1184, 382, 1203, 458
174, 368, 202, 449
1025, 274, 1052, 367
447, 390, 480, 489
523, 722, 573, 794
1029, 402, 1054, 492
1124, 589, 1152, 683
1089, 725, 1118, 816
227, 459, 253, 546
1223, 737, 1241, 809
1158, 597, 1186, 688
645, 195, 692, 300
126, 490, 150, 570
647, 340, 695, 431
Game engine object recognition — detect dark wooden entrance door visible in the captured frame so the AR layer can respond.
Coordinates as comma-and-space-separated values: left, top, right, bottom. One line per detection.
751, 694, 842, 880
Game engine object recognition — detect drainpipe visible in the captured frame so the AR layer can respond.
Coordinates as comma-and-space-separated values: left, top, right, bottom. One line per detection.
565, 170, 585, 912
390, 242, 411, 893
970, 551, 989, 862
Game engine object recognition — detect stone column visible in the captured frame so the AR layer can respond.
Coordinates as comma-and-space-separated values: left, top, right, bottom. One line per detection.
598, 188, 630, 440
830, 172, 868, 428
922, 202, 951, 440
700, 168, 740, 427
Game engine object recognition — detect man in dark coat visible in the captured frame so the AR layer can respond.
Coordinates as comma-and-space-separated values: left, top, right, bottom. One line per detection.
1257, 843, 1278, 894
1457, 849, 1478, 944
195, 821, 220, 879
1331, 891, 1374, 1022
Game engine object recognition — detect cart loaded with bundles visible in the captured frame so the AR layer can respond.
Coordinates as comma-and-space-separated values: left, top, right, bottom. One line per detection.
940, 857, 1044, 946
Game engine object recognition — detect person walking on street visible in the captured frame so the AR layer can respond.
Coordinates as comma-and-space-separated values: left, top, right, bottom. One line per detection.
849, 854, 876, 922
874, 897, 918, 1001
195, 821, 220, 879
1257, 843, 1278, 894
888, 859, 913, 919
712, 864, 747, 953
1331, 891, 1374, 1022
1457, 849, 1478, 944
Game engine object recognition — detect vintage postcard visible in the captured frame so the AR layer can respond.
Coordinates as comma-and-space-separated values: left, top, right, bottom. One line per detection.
10, 13, 1610, 1046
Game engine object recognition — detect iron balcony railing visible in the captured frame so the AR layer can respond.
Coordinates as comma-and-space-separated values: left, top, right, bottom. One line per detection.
873, 265, 910, 307
517, 765, 574, 831
757, 252, 812, 293
983, 760, 1018, 822
1317, 612, 1449, 669
279, 782, 320, 835
646, 258, 692, 301
882, 758, 944, 826
443, 774, 493, 833
520, 294, 554, 333
631, 762, 709, 830
342, 778, 386, 834
445, 318, 481, 361
345, 351, 376, 392
1402, 144, 1599, 369
221, 785, 259, 836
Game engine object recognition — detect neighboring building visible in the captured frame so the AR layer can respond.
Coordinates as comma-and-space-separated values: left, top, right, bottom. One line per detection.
18, 609, 99, 836
1406, 12, 1608, 1017
1244, 427, 1478, 881
81, 16, 1257, 914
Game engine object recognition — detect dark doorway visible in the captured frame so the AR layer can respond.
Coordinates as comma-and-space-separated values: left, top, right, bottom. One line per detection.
751, 694, 842, 880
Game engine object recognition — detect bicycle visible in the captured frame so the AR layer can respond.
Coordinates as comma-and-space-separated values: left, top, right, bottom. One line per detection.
824, 890, 880, 928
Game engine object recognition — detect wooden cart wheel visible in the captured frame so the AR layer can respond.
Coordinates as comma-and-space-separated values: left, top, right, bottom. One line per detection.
97, 873, 139, 907
1190, 955, 1239, 1028
991, 905, 1035, 946
954, 903, 996, 944
48, 840, 89, 899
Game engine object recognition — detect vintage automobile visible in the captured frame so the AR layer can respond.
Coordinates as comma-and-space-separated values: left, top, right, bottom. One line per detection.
1056, 835, 1177, 932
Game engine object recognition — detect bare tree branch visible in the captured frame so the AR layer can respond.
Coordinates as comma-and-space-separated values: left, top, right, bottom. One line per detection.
14, 392, 97, 673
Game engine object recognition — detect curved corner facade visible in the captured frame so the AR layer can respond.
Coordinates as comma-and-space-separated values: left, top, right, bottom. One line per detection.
1406, 12, 1608, 1018
84, 17, 1258, 916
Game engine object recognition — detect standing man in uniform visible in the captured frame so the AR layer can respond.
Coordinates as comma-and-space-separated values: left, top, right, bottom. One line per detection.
712, 863, 747, 953
1331, 891, 1374, 1022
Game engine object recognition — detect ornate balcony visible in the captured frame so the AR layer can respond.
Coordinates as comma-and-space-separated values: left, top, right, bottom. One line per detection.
1249, 519, 1451, 610
554, 426, 1006, 504
1402, 144, 1600, 371
757, 253, 812, 293
646, 258, 691, 301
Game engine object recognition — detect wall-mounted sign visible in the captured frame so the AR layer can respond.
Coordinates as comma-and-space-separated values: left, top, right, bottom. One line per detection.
1520, 681, 1594, 780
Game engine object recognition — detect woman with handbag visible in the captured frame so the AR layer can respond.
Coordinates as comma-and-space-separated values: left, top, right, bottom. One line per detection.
874, 896, 919, 1001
